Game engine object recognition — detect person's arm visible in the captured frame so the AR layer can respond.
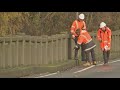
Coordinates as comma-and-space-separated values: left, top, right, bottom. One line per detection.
70, 20, 78, 38
107, 27, 112, 48
74, 36, 84, 49
97, 29, 102, 42
82, 21, 87, 30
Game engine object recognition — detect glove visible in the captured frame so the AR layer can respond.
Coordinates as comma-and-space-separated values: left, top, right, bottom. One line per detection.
72, 35, 75, 39
104, 45, 108, 51
74, 45, 79, 49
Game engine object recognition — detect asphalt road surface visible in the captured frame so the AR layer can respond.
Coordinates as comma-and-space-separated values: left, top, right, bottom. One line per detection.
23, 59, 120, 78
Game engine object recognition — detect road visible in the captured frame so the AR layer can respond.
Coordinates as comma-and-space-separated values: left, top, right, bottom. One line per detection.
23, 59, 120, 78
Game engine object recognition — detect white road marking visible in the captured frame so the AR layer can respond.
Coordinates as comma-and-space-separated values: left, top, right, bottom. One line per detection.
34, 72, 58, 78
74, 59, 120, 74
74, 65, 95, 74
109, 59, 120, 64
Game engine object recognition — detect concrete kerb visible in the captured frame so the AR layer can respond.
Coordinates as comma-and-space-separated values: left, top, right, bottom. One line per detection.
0, 60, 78, 78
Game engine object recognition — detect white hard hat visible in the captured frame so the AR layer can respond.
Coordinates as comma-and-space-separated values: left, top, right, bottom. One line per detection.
100, 22, 106, 28
79, 13, 85, 19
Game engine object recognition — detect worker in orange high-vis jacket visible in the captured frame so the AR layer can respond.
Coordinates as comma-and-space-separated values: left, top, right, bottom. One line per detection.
70, 13, 87, 62
74, 29, 96, 66
97, 22, 112, 65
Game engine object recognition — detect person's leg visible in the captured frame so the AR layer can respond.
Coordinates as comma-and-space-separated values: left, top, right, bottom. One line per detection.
74, 36, 78, 45
75, 48, 80, 66
91, 49, 97, 65
83, 51, 91, 66
86, 51, 89, 62
103, 50, 108, 64
106, 50, 110, 63
74, 37, 80, 65
81, 44, 86, 61
75, 49, 79, 60
74, 37, 79, 60
91, 49, 96, 61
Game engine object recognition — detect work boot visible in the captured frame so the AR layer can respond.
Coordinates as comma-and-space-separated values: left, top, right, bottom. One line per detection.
93, 61, 97, 65
103, 60, 108, 65
89, 61, 93, 65
83, 61, 91, 66
103, 62, 109, 66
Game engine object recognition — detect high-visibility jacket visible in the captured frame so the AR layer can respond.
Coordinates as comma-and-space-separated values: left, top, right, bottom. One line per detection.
97, 27, 112, 51
77, 30, 96, 51
70, 20, 86, 37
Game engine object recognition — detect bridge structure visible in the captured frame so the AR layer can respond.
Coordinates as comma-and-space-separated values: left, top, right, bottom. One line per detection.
0, 31, 120, 77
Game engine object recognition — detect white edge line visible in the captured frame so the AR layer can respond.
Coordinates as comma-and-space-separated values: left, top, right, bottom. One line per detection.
34, 72, 57, 78
74, 65, 95, 74
109, 59, 120, 64
74, 59, 120, 74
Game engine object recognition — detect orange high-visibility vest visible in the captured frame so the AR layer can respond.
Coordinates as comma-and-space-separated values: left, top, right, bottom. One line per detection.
77, 30, 96, 51
97, 27, 112, 51
70, 20, 86, 36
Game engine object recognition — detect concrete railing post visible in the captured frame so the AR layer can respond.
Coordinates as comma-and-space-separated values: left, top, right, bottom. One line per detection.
50, 36, 54, 64
16, 39, 19, 66
41, 35, 48, 65
8, 37, 12, 67
2, 39, 5, 68
0, 41, 2, 68
35, 37, 38, 65
12, 39, 17, 67
22, 39, 25, 65
56, 35, 59, 63
68, 34, 72, 60
62, 34, 65, 62
65, 34, 68, 61
29, 39, 32, 65
119, 35, 120, 56
39, 37, 44, 65
116, 34, 119, 57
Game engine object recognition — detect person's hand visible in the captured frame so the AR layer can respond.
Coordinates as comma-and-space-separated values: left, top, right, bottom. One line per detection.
99, 39, 102, 43
72, 35, 75, 39
74, 45, 79, 49
107, 43, 110, 50
107, 47, 110, 50
107, 43, 110, 47
104, 45, 108, 51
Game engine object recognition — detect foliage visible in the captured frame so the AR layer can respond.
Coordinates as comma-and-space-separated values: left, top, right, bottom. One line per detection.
0, 12, 119, 36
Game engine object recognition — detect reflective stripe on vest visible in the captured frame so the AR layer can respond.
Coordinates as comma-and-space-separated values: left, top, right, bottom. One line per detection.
75, 20, 78, 29
72, 26, 75, 28
71, 30, 74, 33
81, 35, 92, 44
104, 41, 108, 43
86, 39, 92, 44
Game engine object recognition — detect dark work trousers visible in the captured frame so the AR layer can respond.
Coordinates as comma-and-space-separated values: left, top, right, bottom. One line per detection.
74, 37, 79, 65
85, 48, 96, 62
103, 50, 110, 64
74, 36, 86, 61
81, 44, 86, 61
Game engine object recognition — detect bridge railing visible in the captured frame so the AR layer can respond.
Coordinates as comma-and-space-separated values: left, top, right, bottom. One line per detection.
0, 31, 120, 68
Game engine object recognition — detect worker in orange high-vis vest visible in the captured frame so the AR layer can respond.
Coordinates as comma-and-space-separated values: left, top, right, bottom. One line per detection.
74, 29, 96, 66
97, 22, 112, 65
70, 13, 87, 62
